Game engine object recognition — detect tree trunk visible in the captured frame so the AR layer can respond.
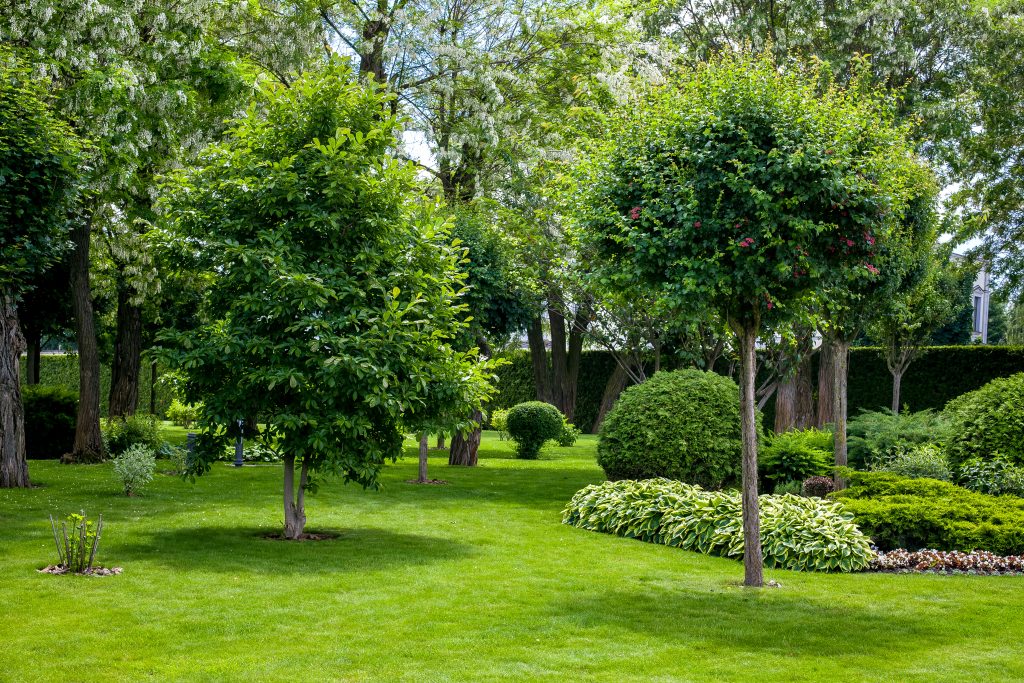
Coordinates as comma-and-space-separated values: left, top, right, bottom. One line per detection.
794, 354, 816, 429
736, 321, 764, 588
24, 324, 41, 385
108, 290, 141, 417
526, 315, 552, 403
65, 216, 104, 464
891, 370, 903, 415
549, 299, 569, 412
416, 433, 429, 483
562, 305, 589, 423
448, 410, 482, 466
149, 359, 157, 416
1, 295, 30, 488
593, 362, 629, 434
436, 434, 445, 450
774, 376, 797, 433
283, 454, 307, 539
816, 337, 835, 428
832, 339, 851, 489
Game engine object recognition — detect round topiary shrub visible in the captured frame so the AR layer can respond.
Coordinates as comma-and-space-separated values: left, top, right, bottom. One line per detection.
506, 401, 564, 459
597, 369, 744, 488
944, 373, 1024, 469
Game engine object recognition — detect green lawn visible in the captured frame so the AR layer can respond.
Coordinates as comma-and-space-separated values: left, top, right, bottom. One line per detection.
2, 432, 1023, 682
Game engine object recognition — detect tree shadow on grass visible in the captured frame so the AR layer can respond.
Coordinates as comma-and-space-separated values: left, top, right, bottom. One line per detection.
115, 525, 472, 576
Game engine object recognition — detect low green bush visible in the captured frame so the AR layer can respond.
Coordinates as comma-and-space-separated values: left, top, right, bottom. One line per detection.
563, 479, 874, 572
505, 401, 564, 459
597, 370, 746, 488
489, 408, 509, 440
22, 385, 77, 459
847, 408, 950, 469
166, 399, 201, 428
759, 427, 832, 485
870, 444, 952, 481
102, 414, 161, 456
773, 480, 802, 496
112, 444, 156, 496
957, 455, 1024, 497
944, 372, 1024, 469
832, 471, 1024, 555
556, 417, 581, 447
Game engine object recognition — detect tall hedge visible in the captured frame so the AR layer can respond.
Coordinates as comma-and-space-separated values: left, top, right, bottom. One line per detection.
491, 346, 1024, 433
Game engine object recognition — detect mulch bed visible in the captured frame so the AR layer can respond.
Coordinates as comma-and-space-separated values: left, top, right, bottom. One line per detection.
870, 549, 1024, 575
38, 565, 122, 576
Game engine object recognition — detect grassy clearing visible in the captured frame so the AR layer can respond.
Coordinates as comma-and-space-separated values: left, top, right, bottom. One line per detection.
2, 432, 1023, 682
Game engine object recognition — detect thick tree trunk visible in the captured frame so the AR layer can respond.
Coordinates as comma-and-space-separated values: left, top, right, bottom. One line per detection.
108, 290, 141, 417
283, 454, 308, 539
815, 337, 835, 428
736, 321, 764, 588
436, 434, 445, 450
526, 315, 552, 403
65, 217, 103, 464
794, 354, 816, 429
1, 295, 30, 488
549, 300, 569, 412
832, 339, 851, 489
24, 325, 41, 385
774, 376, 797, 433
448, 410, 482, 466
593, 362, 629, 434
416, 433, 429, 483
891, 371, 903, 415
562, 306, 589, 423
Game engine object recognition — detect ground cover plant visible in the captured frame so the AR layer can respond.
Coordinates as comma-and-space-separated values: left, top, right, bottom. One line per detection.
563, 479, 874, 572
4, 430, 1024, 681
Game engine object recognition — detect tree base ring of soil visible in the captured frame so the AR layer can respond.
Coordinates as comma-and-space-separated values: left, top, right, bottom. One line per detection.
405, 478, 448, 485
261, 531, 338, 541
38, 565, 122, 576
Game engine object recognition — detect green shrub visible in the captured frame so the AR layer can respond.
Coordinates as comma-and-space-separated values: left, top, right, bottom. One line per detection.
102, 414, 161, 456
505, 401, 564, 459
831, 471, 1024, 555
759, 427, 832, 485
112, 444, 156, 496
489, 408, 509, 440
562, 479, 874, 572
870, 444, 952, 481
847, 408, 950, 469
48, 511, 103, 573
958, 455, 1024, 497
597, 370, 745, 488
556, 417, 581, 447
773, 480, 802, 496
219, 440, 282, 463
166, 399, 201, 428
21, 385, 77, 459
802, 476, 835, 498
944, 372, 1024, 469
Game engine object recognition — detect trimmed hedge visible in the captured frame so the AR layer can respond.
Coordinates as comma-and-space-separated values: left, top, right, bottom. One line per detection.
19, 354, 174, 417
491, 346, 1024, 433
832, 471, 1024, 555
22, 385, 77, 459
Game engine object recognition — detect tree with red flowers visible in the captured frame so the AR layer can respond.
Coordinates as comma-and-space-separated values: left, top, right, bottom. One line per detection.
574, 52, 934, 587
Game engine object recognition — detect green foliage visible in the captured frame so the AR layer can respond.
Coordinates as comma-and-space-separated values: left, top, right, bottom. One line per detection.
556, 417, 582, 448
488, 408, 509, 440
597, 370, 744, 489
102, 415, 161, 457
802, 476, 836, 498
219, 441, 282, 464
847, 408, 950, 469
506, 401, 564, 459
870, 444, 952, 481
158, 65, 493, 493
166, 399, 201, 428
944, 373, 1024, 469
48, 511, 102, 573
21, 385, 76, 459
112, 444, 156, 496
773, 480, 803, 496
759, 428, 833, 485
832, 471, 1024, 554
958, 456, 1024, 498
563, 479, 874, 572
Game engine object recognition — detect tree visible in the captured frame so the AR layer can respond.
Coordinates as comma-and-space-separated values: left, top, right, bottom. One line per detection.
869, 247, 967, 413
0, 50, 81, 487
575, 52, 927, 587
159, 65, 492, 539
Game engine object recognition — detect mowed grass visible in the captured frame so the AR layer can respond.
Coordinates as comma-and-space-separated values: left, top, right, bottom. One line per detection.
2, 432, 1023, 682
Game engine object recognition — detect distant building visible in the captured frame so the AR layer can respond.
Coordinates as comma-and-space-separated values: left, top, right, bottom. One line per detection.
952, 253, 991, 343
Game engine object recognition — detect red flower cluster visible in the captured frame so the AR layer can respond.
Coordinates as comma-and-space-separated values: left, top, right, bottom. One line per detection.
738, 237, 755, 248
864, 263, 880, 275
871, 549, 1024, 575
693, 220, 702, 229
629, 206, 642, 220
864, 231, 875, 246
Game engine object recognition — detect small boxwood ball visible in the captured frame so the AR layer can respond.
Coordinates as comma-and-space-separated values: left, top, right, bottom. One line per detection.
597, 369, 744, 488
506, 401, 565, 459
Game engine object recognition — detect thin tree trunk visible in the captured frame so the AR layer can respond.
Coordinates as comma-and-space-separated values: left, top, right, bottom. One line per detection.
736, 321, 764, 588
832, 339, 851, 489
593, 363, 629, 434
816, 337, 835, 428
149, 359, 157, 416
65, 216, 103, 464
563, 304, 589, 423
548, 299, 569, 413
891, 370, 903, 415
1, 294, 30, 488
283, 454, 307, 539
526, 315, 552, 403
24, 325, 41, 385
417, 433, 429, 483
108, 290, 141, 417
448, 410, 482, 466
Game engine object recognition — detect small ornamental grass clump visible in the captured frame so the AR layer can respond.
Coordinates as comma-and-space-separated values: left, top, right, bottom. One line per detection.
562, 479, 874, 572
112, 444, 156, 496
506, 401, 565, 459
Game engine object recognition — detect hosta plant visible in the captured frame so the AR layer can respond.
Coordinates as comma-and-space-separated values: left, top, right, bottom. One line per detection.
562, 479, 874, 572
